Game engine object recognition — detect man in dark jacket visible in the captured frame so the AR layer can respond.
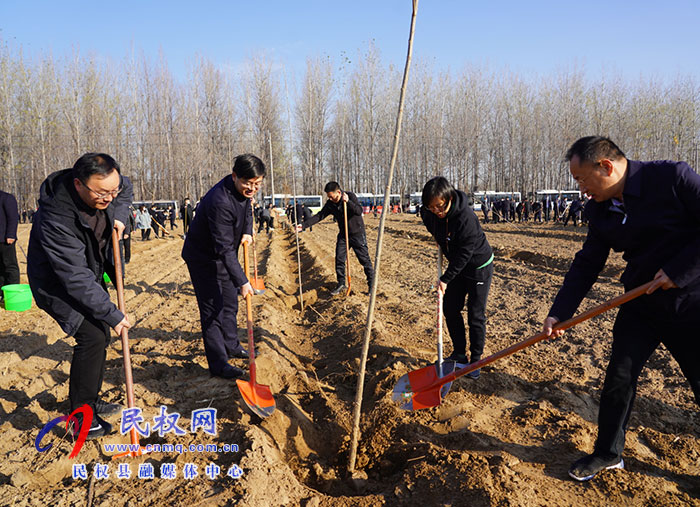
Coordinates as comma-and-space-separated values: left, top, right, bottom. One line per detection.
543, 136, 700, 482
123, 206, 136, 264
182, 154, 264, 379
27, 153, 133, 438
258, 205, 272, 233
299, 181, 374, 295
168, 205, 177, 230
421, 177, 494, 379
0, 189, 20, 289
564, 197, 584, 226
182, 197, 194, 235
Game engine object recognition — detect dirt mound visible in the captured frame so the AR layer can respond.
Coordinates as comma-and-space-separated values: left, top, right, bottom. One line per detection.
1, 218, 698, 506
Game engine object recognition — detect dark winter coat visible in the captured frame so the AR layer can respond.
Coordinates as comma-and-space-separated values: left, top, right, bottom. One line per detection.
421, 189, 493, 284
302, 191, 366, 237
0, 190, 19, 241
27, 169, 133, 336
181, 174, 253, 287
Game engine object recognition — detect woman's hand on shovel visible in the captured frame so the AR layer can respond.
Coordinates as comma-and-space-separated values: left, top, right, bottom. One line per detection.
543, 316, 564, 339
436, 280, 447, 295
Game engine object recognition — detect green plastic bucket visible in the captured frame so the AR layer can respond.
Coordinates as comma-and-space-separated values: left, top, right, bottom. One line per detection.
2, 283, 32, 312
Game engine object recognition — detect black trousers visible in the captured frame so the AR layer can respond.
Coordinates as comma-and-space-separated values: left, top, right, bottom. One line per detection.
186, 260, 243, 375
123, 236, 131, 264
335, 232, 374, 285
258, 217, 270, 233
594, 305, 700, 459
0, 242, 20, 287
70, 314, 111, 412
140, 228, 151, 241
442, 262, 494, 360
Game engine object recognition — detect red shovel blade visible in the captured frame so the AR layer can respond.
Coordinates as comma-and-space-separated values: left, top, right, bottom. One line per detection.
236, 379, 276, 418
392, 361, 456, 410
393, 281, 655, 411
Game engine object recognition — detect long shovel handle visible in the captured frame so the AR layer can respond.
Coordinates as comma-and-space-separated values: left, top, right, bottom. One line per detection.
343, 199, 351, 294
421, 280, 655, 390
111, 229, 139, 447
249, 201, 264, 291
437, 246, 444, 376
242, 242, 256, 386
150, 217, 170, 236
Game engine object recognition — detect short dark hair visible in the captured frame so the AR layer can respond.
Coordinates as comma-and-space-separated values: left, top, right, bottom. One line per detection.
232, 154, 266, 179
422, 176, 455, 206
566, 136, 626, 163
324, 181, 340, 193
72, 153, 120, 184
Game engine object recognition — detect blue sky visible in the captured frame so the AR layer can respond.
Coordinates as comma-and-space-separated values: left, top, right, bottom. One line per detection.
1, 0, 699, 82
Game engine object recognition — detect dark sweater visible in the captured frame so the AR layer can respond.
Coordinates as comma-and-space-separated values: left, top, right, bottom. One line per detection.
421, 190, 493, 284
303, 191, 366, 237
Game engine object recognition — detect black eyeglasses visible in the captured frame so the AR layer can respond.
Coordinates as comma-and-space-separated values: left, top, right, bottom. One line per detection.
81, 181, 122, 199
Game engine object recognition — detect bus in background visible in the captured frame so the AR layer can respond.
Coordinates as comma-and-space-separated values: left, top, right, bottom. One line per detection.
560, 189, 582, 201
535, 189, 581, 203
356, 193, 376, 214
471, 191, 522, 211
133, 199, 179, 217
263, 194, 323, 216
356, 193, 401, 214
408, 192, 422, 213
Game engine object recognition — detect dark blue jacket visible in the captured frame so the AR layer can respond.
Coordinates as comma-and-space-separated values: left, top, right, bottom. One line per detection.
0, 190, 19, 242
550, 160, 700, 322
181, 175, 252, 287
422, 190, 493, 284
27, 169, 134, 336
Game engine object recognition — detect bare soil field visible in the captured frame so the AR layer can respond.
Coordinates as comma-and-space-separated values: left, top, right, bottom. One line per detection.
1, 214, 698, 506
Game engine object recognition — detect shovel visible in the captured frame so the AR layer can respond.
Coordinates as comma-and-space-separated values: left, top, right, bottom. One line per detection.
434, 247, 456, 395
236, 242, 275, 418
343, 199, 351, 296
392, 280, 654, 410
110, 228, 147, 458
249, 201, 266, 295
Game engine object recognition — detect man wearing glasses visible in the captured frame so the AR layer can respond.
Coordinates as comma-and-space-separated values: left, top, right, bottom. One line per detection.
182, 154, 265, 380
421, 176, 494, 379
27, 153, 133, 439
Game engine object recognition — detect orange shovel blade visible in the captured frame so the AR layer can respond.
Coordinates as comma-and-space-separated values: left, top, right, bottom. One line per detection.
391, 362, 455, 410
251, 277, 266, 294
236, 379, 276, 418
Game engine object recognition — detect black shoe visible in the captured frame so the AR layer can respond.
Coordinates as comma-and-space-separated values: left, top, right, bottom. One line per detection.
95, 398, 122, 416
446, 352, 469, 367
466, 357, 481, 380
70, 414, 112, 440
330, 284, 347, 296
212, 365, 245, 379
568, 454, 624, 481
228, 348, 250, 359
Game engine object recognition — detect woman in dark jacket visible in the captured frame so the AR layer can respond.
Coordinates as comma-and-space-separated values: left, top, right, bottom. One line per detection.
421, 177, 494, 379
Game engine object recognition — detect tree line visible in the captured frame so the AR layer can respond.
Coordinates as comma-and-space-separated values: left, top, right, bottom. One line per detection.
1, 40, 698, 210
